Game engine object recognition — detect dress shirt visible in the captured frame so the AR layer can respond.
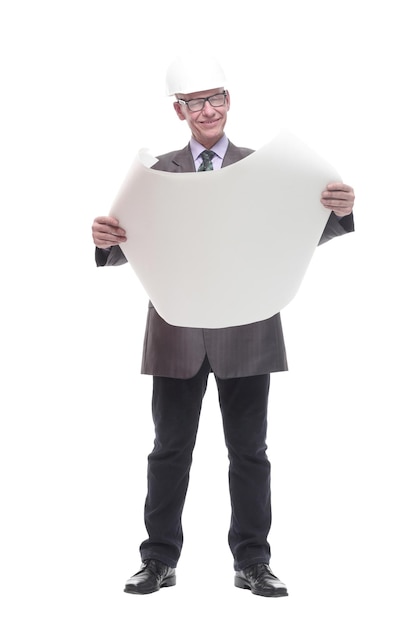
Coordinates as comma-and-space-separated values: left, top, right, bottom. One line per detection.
190, 134, 229, 171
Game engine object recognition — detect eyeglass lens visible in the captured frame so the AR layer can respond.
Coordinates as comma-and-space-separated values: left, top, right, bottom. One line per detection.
186, 93, 226, 111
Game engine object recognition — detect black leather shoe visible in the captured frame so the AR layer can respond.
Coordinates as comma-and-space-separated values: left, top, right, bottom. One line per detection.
234, 563, 288, 597
124, 559, 176, 594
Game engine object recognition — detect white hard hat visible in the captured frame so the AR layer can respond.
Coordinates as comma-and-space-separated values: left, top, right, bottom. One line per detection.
165, 56, 227, 96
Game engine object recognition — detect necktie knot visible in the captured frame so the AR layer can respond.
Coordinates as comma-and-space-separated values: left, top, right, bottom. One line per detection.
198, 149, 216, 171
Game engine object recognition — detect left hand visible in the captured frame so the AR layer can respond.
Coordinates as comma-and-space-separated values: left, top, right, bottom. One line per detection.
321, 182, 355, 217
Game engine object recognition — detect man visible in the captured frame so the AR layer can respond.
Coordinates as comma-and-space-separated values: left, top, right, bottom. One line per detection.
92, 57, 355, 597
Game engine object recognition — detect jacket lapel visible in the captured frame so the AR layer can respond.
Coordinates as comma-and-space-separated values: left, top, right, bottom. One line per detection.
171, 146, 195, 172
222, 141, 240, 167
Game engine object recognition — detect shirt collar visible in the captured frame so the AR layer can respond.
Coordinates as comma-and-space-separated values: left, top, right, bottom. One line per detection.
190, 134, 229, 161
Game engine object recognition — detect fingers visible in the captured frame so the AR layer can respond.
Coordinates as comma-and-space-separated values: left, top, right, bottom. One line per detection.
92, 216, 127, 248
321, 182, 355, 217
325, 182, 353, 193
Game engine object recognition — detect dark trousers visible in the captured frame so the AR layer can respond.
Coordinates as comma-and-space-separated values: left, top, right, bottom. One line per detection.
140, 357, 272, 571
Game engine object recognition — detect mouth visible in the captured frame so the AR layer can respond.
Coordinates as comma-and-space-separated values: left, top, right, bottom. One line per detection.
201, 119, 220, 126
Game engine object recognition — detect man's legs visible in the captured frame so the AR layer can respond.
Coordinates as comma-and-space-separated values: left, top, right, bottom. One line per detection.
215, 373, 272, 571
140, 358, 211, 567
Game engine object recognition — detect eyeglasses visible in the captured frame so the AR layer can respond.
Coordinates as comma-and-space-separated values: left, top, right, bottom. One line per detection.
176, 91, 227, 112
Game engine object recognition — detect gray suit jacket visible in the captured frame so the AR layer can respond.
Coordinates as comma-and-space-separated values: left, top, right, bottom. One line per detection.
96, 140, 354, 379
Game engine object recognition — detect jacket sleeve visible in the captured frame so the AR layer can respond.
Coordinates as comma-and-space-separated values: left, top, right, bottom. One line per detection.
95, 245, 128, 267
318, 212, 354, 246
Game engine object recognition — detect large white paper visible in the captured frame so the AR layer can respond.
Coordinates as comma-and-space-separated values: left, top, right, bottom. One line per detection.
109, 131, 339, 328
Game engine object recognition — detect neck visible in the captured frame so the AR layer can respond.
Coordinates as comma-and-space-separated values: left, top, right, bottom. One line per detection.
193, 133, 224, 150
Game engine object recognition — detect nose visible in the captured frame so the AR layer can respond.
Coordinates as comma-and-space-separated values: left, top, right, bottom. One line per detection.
201, 100, 216, 114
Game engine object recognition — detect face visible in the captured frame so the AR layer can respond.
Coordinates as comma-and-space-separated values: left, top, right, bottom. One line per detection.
173, 88, 230, 149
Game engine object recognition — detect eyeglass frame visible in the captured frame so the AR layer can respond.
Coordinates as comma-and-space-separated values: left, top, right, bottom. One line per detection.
176, 90, 228, 112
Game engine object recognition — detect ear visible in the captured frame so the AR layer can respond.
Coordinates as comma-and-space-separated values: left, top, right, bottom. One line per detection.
173, 101, 186, 121
225, 90, 231, 111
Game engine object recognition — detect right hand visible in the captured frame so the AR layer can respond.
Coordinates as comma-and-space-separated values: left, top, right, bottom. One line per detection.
92, 216, 127, 248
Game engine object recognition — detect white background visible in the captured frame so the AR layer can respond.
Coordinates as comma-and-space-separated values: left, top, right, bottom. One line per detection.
1, 0, 416, 624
